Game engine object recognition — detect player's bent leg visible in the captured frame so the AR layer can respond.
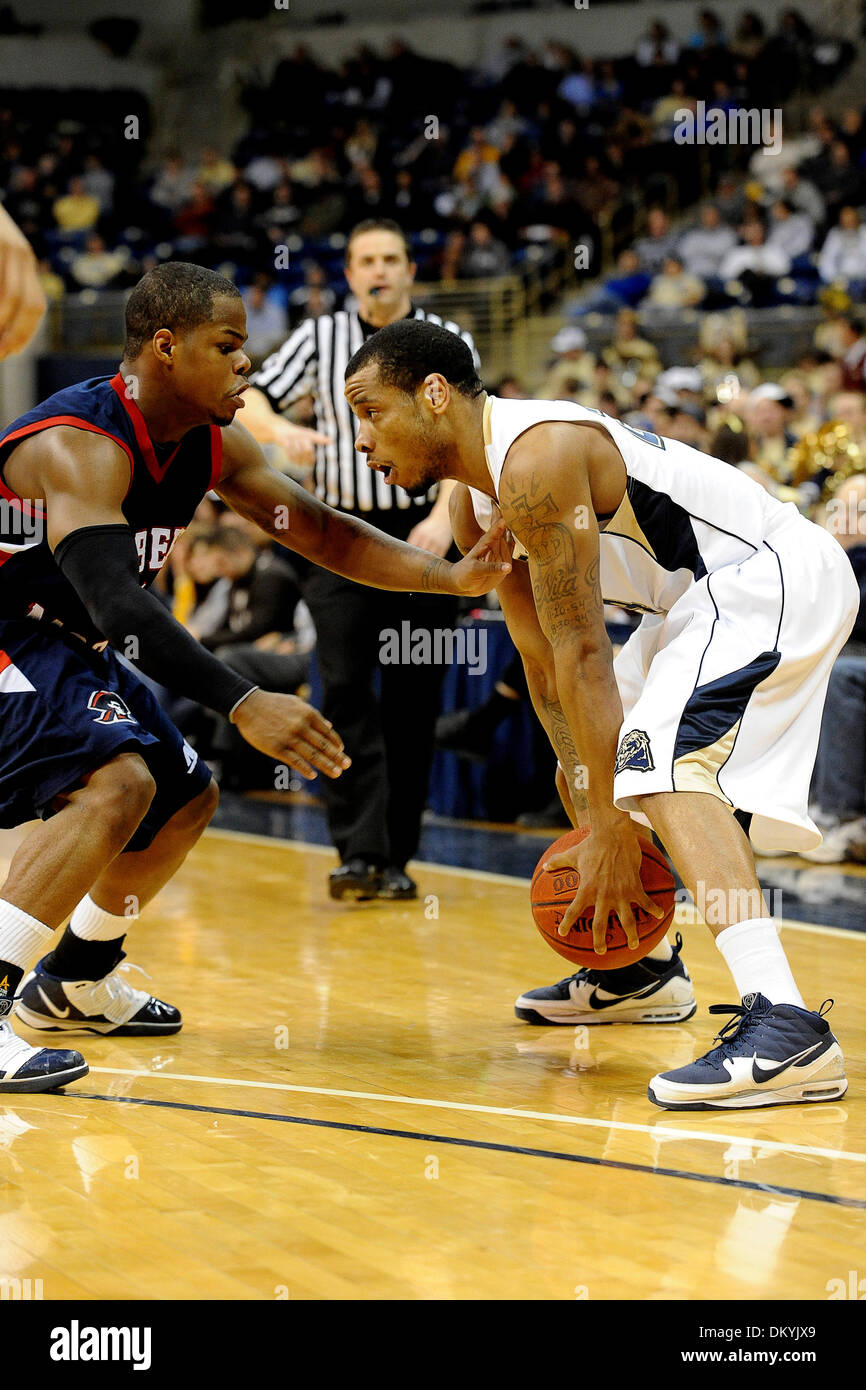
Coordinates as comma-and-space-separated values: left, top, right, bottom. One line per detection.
17, 778, 219, 1038
514, 931, 696, 1025
634, 789, 848, 1109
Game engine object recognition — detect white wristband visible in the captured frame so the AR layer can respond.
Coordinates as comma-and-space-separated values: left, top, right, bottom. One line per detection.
228, 686, 260, 724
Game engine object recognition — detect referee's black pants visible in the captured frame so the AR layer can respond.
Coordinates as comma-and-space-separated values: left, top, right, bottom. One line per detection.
300, 559, 457, 871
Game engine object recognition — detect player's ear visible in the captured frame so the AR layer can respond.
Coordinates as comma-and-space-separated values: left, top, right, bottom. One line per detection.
423, 374, 448, 410
152, 329, 174, 365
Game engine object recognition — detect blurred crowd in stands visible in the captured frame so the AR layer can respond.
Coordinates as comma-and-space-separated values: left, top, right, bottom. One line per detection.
1, 7, 857, 360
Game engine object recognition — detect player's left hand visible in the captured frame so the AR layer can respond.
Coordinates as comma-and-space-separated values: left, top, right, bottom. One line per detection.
544, 817, 664, 956
406, 512, 452, 557
447, 517, 512, 595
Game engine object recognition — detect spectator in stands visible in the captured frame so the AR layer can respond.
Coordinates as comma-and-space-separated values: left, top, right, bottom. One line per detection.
635, 19, 679, 68
714, 172, 747, 226
633, 207, 679, 276
678, 204, 738, 280
835, 316, 866, 392
538, 324, 596, 400
149, 152, 195, 216
571, 246, 652, 315
828, 392, 866, 449
748, 114, 819, 195
661, 399, 708, 449
748, 383, 797, 478
806, 473, 866, 862
779, 165, 825, 228
720, 222, 790, 305
459, 220, 511, 279
839, 107, 866, 166
601, 308, 661, 378
491, 375, 530, 399
288, 263, 337, 323
173, 181, 216, 250
453, 126, 501, 185
557, 57, 597, 115
196, 146, 236, 195
52, 175, 99, 233
688, 8, 727, 50
36, 256, 65, 304
766, 198, 814, 262
645, 255, 705, 309
80, 154, 115, 217
69, 232, 128, 289
255, 181, 301, 239
573, 154, 620, 222
818, 207, 866, 293
212, 179, 259, 265
779, 371, 822, 437
821, 142, 866, 218
242, 275, 289, 359
731, 10, 766, 63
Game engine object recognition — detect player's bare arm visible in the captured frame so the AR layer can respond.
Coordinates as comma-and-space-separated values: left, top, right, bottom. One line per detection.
0, 203, 47, 358
497, 425, 662, 952
29, 427, 348, 781
217, 419, 511, 595
450, 482, 586, 828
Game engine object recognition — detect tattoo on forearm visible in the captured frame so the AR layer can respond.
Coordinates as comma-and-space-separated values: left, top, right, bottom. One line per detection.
539, 693, 589, 818
420, 556, 448, 592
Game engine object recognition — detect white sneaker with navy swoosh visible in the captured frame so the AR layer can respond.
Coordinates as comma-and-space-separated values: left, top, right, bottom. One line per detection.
514, 933, 696, 1025
648, 993, 847, 1110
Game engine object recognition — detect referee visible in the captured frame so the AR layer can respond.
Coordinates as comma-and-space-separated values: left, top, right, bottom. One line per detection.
243, 218, 478, 900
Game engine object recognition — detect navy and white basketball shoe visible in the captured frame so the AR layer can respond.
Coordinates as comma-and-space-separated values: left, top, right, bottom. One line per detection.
648, 993, 847, 1109
0, 1018, 87, 1092
514, 933, 696, 1025
16, 956, 181, 1036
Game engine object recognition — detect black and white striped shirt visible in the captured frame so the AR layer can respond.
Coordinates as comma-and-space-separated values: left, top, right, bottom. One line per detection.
251, 306, 477, 514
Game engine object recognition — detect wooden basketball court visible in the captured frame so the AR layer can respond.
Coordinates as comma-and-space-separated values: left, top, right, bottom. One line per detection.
0, 821, 863, 1301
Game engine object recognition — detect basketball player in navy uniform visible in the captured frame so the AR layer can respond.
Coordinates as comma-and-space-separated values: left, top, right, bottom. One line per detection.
0, 263, 510, 1092
345, 319, 859, 1111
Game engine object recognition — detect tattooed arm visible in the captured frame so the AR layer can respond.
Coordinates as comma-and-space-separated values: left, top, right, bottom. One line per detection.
496, 425, 660, 950
449, 482, 587, 828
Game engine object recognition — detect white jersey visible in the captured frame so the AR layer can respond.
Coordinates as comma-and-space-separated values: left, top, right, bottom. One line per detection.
470, 396, 796, 616
469, 397, 860, 855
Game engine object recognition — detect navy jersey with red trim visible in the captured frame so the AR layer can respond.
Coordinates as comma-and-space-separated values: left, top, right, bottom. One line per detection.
0, 373, 223, 646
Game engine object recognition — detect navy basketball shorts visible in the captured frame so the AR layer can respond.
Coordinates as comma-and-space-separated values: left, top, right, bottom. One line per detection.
0, 618, 213, 851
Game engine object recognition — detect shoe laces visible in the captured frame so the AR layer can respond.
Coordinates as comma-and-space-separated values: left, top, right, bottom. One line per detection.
701, 1001, 769, 1065
102, 960, 152, 1007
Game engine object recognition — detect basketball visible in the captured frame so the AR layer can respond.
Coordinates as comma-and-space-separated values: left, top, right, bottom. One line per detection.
530, 827, 676, 970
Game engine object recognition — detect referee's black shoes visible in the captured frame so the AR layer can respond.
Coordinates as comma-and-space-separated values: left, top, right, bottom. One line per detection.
329, 858, 383, 901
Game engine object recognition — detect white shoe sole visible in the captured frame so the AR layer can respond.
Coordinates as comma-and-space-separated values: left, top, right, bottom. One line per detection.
515, 996, 697, 1026
0, 1060, 88, 1093
648, 1045, 848, 1110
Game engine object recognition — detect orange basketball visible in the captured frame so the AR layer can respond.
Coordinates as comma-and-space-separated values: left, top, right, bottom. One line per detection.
530, 826, 676, 970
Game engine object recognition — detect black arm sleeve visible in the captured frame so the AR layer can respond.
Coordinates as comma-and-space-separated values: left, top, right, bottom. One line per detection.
54, 524, 256, 718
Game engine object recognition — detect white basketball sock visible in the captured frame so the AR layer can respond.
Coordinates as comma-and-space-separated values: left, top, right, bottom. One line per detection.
70, 893, 137, 941
0, 899, 54, 969
715, 918, 805, 1008
647, 935, 673, 962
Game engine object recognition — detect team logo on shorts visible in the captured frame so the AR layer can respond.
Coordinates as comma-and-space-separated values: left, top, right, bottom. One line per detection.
87, 690, 137, 725
615, 729, 654, 774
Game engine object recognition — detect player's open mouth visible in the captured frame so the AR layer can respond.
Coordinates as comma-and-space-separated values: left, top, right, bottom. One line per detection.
229, 384, 249, 407
369, 460, 396, 483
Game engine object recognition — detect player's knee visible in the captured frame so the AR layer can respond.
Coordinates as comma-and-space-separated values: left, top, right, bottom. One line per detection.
93, 752, 157, 829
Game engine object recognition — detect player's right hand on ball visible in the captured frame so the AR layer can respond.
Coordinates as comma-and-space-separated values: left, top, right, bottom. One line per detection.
232, 690, 351, 780
545, 816, 663, 956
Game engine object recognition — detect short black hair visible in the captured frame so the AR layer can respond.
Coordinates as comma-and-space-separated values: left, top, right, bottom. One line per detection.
124, 261, 241, 358
345, 318, 483, 398
345, 219, 412, 264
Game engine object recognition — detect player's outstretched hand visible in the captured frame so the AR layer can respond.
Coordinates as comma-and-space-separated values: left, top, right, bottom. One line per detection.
274, 419, 334, 468
544, 817, 664, 956
0, 205, 47, 359
449, 517, 512, 596
232, 690, 351, 780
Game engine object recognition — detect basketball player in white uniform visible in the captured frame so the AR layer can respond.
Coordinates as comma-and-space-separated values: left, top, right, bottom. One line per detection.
344, 318, 860, 1111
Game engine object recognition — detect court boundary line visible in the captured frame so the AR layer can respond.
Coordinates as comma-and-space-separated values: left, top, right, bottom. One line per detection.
71, 1091, 866, 1210
204, 826, 866, 939
89, 1066, 865, 1165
